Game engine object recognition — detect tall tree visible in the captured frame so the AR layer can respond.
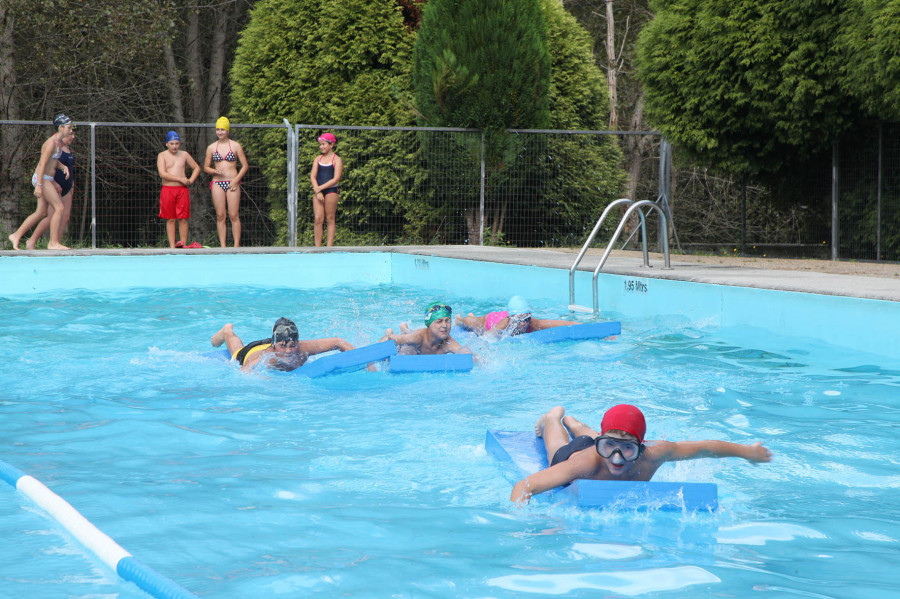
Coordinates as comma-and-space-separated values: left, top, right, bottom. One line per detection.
413, 0, 552, 241
230, 0, 421, 244
635, 0, 856, 179
563, 0, 654, 200
840, 0, 900, 121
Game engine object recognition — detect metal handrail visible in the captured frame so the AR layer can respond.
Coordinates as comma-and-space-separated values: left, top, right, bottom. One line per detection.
569, 199, 671, 316
568, 198, 633, 306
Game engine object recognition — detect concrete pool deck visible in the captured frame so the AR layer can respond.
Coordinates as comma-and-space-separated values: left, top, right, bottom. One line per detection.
2, 245, 899, 302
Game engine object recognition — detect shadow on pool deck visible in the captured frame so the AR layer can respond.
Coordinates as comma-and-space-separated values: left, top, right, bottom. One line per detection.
2, 245, 899, 302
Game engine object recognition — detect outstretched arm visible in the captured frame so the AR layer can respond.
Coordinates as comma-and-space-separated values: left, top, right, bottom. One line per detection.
444, 338, 472, 354
510, 458, 593, 505
653, 439, 772, 463
380, 328, 424, 346
298, 337, 355, 356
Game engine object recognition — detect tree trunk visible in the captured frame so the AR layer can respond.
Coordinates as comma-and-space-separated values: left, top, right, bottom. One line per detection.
625, 92, 646, 201
204, 7, 227, 123
464, 207, 479, 244
163, 38, 186, 124
605, 0, 618, 131
0, 3, 24, 238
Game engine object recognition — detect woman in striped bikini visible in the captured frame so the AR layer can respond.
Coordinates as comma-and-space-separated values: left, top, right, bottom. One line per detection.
203, 116, 248, 247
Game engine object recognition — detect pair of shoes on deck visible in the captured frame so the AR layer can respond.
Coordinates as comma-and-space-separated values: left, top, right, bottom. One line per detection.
175, 241, 203, 249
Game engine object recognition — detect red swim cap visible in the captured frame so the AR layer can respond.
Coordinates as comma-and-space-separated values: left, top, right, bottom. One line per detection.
601, 404, 646, 443
318, 132, 336, 144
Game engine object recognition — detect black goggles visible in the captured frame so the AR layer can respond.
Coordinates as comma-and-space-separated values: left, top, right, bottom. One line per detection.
595, 435, 644, 462
426, 304, 452, 315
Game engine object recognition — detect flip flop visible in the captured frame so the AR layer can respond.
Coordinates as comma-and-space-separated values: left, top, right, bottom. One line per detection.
185, 241, 203, 249
175, 241, 184, 248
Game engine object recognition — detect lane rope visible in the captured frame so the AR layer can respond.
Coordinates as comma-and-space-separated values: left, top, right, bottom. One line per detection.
0, 458, 200, 599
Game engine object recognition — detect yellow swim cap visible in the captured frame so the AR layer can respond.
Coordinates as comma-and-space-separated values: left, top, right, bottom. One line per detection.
215, 116, 230, 131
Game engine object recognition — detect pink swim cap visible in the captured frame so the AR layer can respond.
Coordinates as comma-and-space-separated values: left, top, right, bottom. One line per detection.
318, 132, 336, 144
601, 404, 646, 443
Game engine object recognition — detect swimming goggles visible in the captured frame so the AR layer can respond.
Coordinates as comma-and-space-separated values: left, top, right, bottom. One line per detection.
426, 304, 452, 315
273, 339, 299, 349
595, 435, 644, 462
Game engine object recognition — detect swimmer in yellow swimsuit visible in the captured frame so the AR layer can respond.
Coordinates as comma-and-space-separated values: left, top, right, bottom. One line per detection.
211, 317, 355, 372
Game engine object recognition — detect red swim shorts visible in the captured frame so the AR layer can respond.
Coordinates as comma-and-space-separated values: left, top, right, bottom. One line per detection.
159, 185, 190, 220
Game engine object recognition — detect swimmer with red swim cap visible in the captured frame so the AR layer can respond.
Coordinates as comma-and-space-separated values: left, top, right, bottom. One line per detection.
511, 404, 772, 504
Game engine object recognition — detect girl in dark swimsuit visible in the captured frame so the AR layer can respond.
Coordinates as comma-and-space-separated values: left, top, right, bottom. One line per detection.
8, 114, 73, 250
203, 117, 249, 247
309, 132, 343, 247
27, 130, 76, 249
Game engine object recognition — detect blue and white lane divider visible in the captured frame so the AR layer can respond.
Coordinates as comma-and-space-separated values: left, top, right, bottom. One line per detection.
0, 458, 199, 599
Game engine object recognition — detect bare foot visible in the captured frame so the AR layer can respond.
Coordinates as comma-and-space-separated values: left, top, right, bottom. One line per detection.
47, 242, 70, 250
535, 406, 565, 437
8, 233, 21, 250
211, 323, 233, 347
25, 237, 37, 250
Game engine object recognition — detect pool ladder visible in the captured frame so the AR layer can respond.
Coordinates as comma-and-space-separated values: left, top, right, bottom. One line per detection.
568, 199, 671, 317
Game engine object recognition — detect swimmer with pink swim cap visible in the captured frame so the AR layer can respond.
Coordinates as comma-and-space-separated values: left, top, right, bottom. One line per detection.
310, 131, 343, 247
510, 404, 773, 504
455, 295, 577, 338
203, 116, 248, 247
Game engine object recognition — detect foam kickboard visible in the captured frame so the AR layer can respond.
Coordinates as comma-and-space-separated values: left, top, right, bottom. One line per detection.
389, 353, 474, 373
486, 430, 718, 511
504, 321, 621, 344
450, 321, 620, 344
203, 341, 396, 378
294, 340, 396, 378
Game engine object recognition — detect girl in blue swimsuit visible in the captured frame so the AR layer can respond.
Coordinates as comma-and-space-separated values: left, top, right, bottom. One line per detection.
8, 114, 74, 250
309, 132, 343, 247
203, 117, 249, 247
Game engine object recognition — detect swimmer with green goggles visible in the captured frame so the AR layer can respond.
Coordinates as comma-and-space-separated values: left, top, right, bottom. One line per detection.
379, 301, 471, 356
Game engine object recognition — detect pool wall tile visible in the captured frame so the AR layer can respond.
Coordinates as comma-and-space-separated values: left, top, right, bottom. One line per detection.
2, 252, 897, 361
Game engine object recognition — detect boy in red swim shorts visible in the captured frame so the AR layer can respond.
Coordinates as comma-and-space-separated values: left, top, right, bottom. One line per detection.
157, 130, 201, 248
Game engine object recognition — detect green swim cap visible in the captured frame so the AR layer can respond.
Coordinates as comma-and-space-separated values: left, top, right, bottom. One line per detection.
424, 301, 452, 326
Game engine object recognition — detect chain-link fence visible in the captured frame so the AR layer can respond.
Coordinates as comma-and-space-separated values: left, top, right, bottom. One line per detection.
1, 121, 287, 248
3, 119, 897, 260
836, 123, 900, 261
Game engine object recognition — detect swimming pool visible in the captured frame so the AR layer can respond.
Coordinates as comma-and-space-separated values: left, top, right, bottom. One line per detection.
1, 253, 899, 598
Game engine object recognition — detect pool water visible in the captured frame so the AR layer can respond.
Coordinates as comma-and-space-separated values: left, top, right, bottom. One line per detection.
2, 283, 899, 598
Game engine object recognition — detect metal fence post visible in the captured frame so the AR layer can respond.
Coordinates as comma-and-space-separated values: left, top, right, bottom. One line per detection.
831, 141, 839, 261
479, 131, 485, 246
877, 123, 883, 261
284, 119, 296, 247
90, 123, 97, 249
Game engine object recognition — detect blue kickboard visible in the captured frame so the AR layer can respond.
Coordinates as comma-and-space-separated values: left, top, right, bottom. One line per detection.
389, 353, 474, 373
294, 340, 397, 378
202, 341, 396, 378
451, 321, 621, 344
505, 321, 621, 344
486, 430, 718, 511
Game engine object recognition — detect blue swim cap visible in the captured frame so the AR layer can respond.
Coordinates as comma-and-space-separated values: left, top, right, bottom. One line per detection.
507, 295, 531, 315
166, 131, 180, 143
